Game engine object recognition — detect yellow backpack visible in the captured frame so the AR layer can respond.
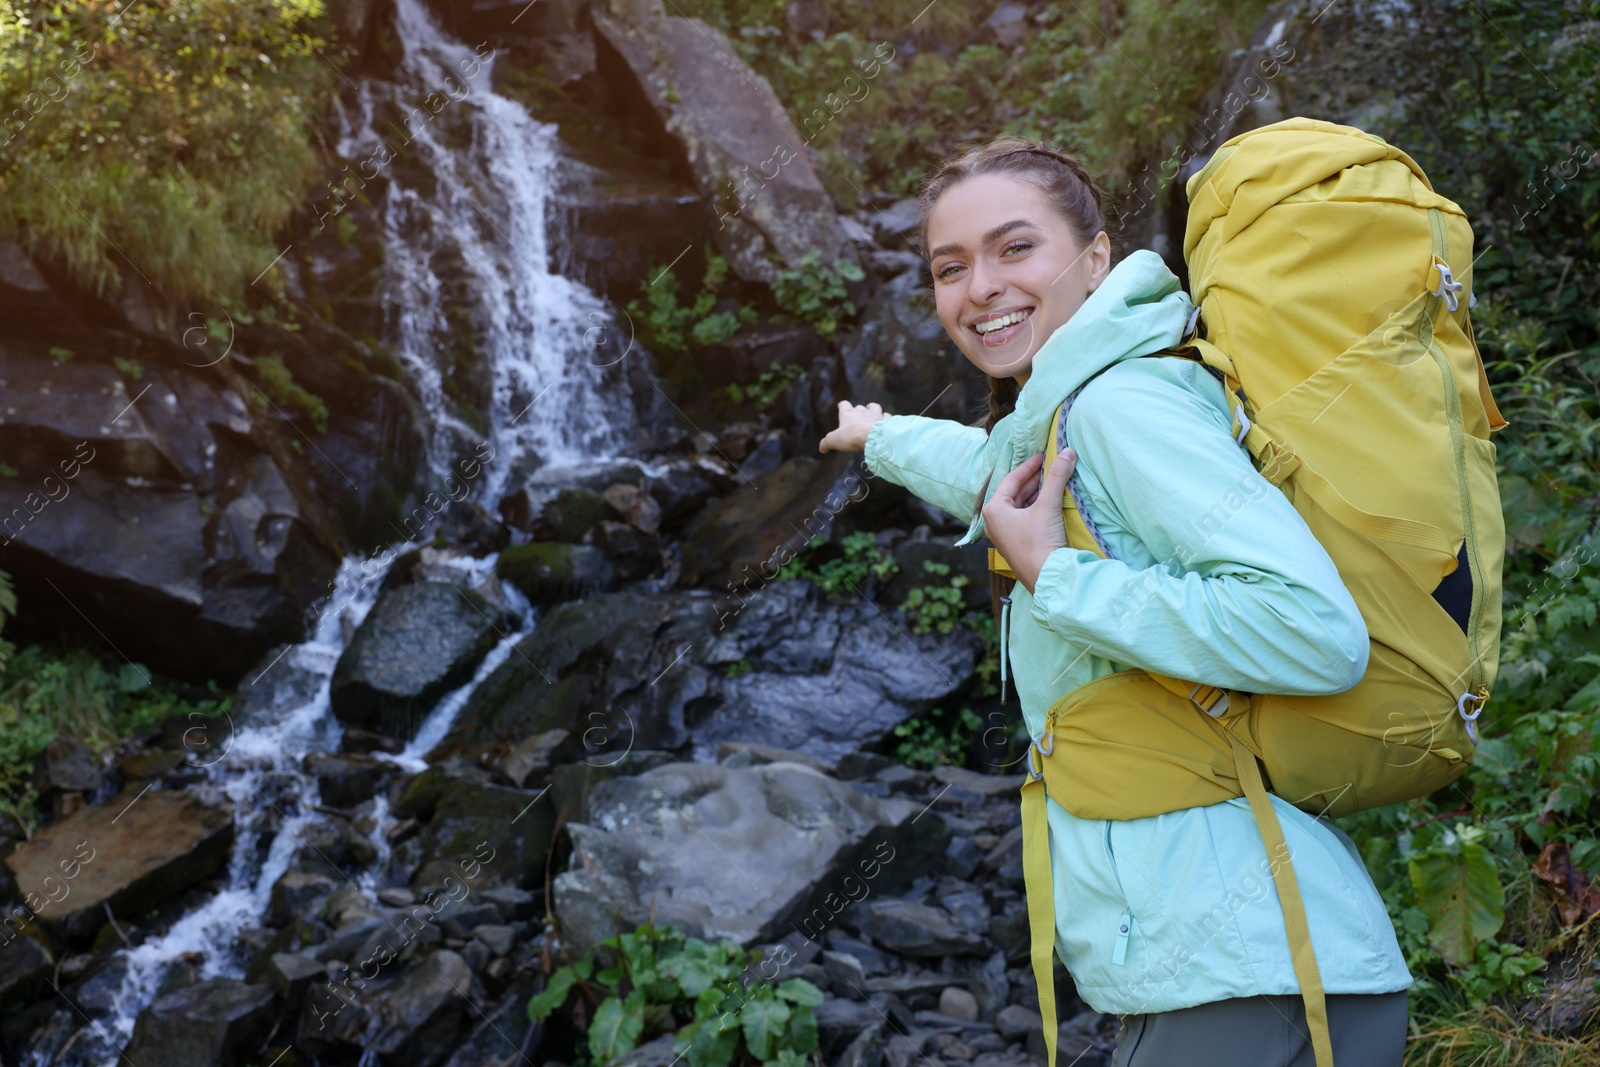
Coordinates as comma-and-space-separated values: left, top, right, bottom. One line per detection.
992, 118, 1509, 1067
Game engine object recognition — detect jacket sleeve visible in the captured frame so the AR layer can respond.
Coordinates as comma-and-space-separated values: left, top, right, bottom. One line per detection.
862, 414, 992, 524
1026, 359, 1370, 696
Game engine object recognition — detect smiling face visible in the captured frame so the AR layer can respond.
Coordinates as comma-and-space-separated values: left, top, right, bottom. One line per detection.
925, 172, 1112, 379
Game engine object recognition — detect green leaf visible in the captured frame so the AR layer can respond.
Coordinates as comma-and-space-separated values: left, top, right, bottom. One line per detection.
775, 977, 824, 1006
678, 1015, 740, 1067
740, 996, 791, 1060
1409, 840, 1504, 966
588, 992, 646, 1063
526, 965, 579, 1022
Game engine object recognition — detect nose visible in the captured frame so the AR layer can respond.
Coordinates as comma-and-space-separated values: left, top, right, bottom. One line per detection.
969, 256, 1004, 305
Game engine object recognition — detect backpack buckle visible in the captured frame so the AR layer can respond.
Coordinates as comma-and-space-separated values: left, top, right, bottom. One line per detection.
1190, 683, 1230, 718
1431, 262, 1464, 313
1456, 688, 1488, 744
1027, 725, 1054, 781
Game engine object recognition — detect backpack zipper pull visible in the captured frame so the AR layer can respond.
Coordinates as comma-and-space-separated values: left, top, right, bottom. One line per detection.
1113, 908, 1132, 966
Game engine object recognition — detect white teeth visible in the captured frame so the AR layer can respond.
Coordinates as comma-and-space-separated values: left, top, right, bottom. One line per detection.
975, 309, 1030, 335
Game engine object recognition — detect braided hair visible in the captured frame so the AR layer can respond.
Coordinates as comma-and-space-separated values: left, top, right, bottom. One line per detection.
913, 139, 1111, 621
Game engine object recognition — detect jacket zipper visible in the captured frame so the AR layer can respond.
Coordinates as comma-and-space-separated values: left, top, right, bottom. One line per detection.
1104, 823, 1135, 966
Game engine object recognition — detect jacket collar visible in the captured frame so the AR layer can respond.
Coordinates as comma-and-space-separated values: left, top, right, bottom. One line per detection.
954, 250, 1194, 547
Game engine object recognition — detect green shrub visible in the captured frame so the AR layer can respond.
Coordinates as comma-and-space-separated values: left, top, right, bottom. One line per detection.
0, 0, 337, 303
770, 250, 864, 338
253, 354, 330, 433
896, 559, 969, 636
626, 247, 758, 362
891, 706, 982, 769
527, 923, 822, 1067
723, 364, 802, 411
776, 531, 898, 599
0, 639, 232, 828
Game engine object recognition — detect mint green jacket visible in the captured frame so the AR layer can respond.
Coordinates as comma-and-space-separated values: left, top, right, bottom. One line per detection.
862, 251, 1411, 1015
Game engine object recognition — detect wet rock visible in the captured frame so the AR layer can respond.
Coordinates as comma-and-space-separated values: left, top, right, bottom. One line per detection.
270, 870, 340, 925
823, 950, 868, 996
121, 749, 188, 780
845, 900, 991, 958
122, 978, 277, 1067
646, 462, 722, 531
365, 949, 473, 1067
4, 790, 232, 941
32, 736, 102, 796
478, 886, 536, 923
0, 937, 53, 1001
263, 951, 325, 1009
554, 761, 947, 954
590, 519, 661, 581
0, 339, 350, 683
440, 591, 718, 759
495, 542, 614, 604
331, 580, 508, 739
676, 453, 856, 588
591, 8, 858, 287
472, 923, 516, 957
438, 978, 539, 1067
410, 778, 554, 892
497, 728, 571, 788
611, 1034, 682, 1066
309, 752, 396, 809
602, 482, 662, 534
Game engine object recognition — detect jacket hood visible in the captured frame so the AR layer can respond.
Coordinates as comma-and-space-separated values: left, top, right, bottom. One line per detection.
954, 249, 1194, 547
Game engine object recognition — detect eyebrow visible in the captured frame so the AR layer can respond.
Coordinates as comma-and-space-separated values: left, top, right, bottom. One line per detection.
928, 218, 1038, 260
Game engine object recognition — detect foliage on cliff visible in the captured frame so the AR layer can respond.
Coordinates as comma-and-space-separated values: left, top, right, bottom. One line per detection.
0, 0, 339, 303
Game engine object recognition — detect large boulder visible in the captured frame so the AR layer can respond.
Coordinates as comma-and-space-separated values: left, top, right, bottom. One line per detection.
695, 580, 982, 763
410, 778, 556, 892
591, 5, 860, 285
331, 581, 508, 739
365, 949, 474, 1067
436, 576, 978, 768
554, 760, 948, 954
677, 452, 858, 589
121, 978, 277, 1067
3, 790, 233, 941
0, 234, 420, 682
432, 589, 719, 762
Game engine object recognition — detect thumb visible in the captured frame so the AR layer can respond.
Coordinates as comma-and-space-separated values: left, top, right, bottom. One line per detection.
1043, 447, 1077, 497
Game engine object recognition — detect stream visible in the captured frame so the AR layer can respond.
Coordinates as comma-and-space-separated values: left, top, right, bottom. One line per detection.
61, 2, 641, 1061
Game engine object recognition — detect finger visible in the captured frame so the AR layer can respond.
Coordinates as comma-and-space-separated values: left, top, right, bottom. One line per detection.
992, 453, 1044, 506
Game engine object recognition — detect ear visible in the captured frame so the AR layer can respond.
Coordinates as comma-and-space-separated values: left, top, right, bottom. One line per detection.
1084, 231, 1113, 293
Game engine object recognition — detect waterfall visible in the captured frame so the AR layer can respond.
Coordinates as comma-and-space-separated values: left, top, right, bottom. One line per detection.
337, 0, 634, 498
60, 2, 639, 1061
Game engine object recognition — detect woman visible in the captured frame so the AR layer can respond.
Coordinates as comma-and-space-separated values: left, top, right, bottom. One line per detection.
819, 140, 1411, 1066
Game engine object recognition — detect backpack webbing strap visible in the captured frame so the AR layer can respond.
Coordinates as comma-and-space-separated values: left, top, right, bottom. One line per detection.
1021, 754, 1059, 1067
1230, 732, 1335, 1067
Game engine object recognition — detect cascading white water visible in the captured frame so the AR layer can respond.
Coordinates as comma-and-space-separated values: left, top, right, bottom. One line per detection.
338, 0, 634, 500
62, 3, 640, 1062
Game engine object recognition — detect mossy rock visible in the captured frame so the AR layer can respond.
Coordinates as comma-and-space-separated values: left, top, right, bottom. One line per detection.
495, 542, 614, 605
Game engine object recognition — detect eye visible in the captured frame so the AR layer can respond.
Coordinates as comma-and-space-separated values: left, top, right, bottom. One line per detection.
1002, 239, 1032, 256
934, 262, 962, 280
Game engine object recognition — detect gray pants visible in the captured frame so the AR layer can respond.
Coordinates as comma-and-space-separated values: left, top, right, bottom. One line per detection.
1111, 991, 1408, 1066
